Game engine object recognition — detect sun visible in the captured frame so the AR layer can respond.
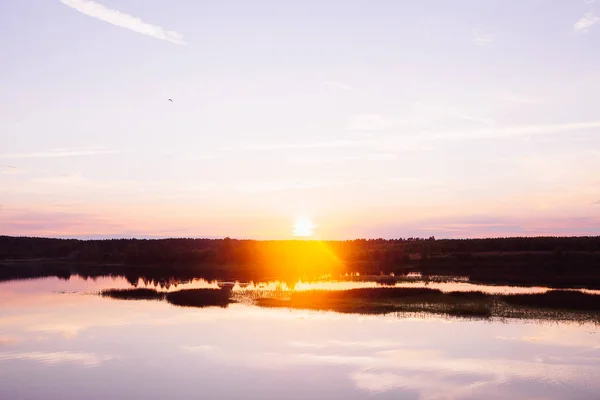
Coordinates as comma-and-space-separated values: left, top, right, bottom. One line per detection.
292, 217, 315, 237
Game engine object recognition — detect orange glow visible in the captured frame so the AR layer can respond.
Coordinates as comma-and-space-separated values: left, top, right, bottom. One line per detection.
243, 239, 344, 280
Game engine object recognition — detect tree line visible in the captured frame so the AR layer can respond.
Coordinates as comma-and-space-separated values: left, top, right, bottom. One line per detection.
2, 234, 600, 264
2, 235, 600, 286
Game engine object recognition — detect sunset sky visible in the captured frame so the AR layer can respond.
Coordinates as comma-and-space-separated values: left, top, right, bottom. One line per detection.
1, 0, 600, 239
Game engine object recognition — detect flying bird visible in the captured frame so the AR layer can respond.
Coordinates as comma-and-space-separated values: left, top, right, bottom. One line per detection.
168, 98, 173, 102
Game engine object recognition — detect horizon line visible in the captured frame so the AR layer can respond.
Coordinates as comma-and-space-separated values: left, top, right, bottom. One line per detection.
2, 234, 600, 242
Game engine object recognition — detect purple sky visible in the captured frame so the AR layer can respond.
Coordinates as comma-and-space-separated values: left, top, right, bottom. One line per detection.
1, 0, 599, 239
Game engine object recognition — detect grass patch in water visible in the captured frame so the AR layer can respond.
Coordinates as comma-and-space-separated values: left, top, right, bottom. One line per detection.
502, 290, 600, 311
101, 288, 165, 300
255, 287, 600, 320
256, 287, 494, 318
98, 285, 600, 322
165, 288, 233, 308
100, 287, 234, 308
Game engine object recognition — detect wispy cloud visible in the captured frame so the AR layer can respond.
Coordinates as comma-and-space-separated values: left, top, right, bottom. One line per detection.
0, 165, 21, 175
181, 345, 218, 354
346, 113, 392, 131
60, 0, 187, 45
428, 120, 600, 141
0, 336, 19, 346
594, 200, 600, 205
346, 104, 494, 134
33, 172, 89, 185
400, 214, 600, 238
233, 180, 334, 193
0, 351, 115, 367
0, 147, 119, 159
289, 152, 399, 165
472, 29, 494, 46
506, 93, 545, 105
321, 80, 353, 91
224, 140, 368, 152
573, 12, 600, 33
30, 173, 213, 195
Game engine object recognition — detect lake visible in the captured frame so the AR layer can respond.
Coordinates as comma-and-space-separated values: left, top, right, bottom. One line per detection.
1, 276, 599, 399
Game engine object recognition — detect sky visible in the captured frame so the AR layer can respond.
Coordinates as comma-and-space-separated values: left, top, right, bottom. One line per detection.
1, 0, 600, 240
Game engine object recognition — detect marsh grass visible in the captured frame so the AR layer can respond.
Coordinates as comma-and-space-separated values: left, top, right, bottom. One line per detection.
165, 288, 233, 308
256, 288, 495, 318
98, 285, 600, 322
501, 290, 600, 311
101, 288, 165, 300
255, 287, 600, 321
100, 287, 234, 308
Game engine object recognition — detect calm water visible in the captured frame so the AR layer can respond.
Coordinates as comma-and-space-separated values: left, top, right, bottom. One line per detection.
1, 277, 600, 400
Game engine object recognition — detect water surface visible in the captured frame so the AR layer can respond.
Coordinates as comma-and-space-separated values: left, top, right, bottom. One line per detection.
1, 277, 599, 399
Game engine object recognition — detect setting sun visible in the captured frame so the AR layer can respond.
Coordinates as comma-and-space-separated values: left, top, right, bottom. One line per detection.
292, 217, 315, 237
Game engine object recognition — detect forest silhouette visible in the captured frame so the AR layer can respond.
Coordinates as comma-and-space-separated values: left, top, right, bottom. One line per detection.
2, 235, 600, 288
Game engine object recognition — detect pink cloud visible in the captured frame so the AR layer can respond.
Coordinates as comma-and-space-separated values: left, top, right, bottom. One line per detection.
2, 206, 599, 240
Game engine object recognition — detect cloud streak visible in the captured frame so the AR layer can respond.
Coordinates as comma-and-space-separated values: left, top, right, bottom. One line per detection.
346, 113, 392, 131
472, 29, 494, 46
0, 147, 119, 159
60, 0, 187, 45
225, 140, 368, 152
321, 80, 353, 91
427, 120, 600, 141
506, 93, 544, 105
573, 12, 600, 33
0, 351, 115, 367
0, 165, 22, 175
